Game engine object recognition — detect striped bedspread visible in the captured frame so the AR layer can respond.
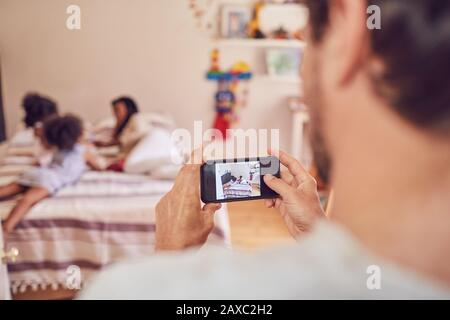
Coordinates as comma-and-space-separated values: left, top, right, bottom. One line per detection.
224, 183, 253, 199
0, 147, 231, 294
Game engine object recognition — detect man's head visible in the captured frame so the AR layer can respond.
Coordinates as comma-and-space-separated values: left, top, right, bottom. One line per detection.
302, 0, 450, 183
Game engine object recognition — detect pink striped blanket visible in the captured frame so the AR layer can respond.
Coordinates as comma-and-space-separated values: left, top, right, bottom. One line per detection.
224, 182, 253, 199
0, 147, 230, 294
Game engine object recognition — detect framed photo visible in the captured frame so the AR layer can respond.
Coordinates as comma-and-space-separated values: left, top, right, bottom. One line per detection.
221, 5, 252, 39
266, 49, 302, 77
259, 3, 309, 36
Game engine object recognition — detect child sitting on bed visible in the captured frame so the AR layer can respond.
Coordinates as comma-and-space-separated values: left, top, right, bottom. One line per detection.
1, 114, 99, 236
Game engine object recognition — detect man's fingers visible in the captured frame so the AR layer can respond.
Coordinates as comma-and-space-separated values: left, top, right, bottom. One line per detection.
274, 198, 282, 210
280, 170, 298, 188
202, 203, 222, 215
174, 146, 207, 189
265, 199, 275, 208
270, 149, 310, 184
172, 164, 201, 198
177, 164, 200, 181
187, 146, 204, 165
264, 174, 296, 200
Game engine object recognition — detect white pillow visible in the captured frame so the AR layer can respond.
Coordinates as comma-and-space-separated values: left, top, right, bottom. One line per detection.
124, 128, 183, 175
150, 163, 182, 180
93, 112, 176, 131
9, 128, 36, 147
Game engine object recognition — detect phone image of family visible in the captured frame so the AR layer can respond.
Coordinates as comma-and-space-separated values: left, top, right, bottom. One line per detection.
200, 157, 280, 203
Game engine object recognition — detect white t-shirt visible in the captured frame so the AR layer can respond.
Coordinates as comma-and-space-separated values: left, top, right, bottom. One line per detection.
80, 221, 450, 299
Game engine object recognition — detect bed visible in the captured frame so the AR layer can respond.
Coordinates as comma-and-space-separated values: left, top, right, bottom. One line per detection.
224, 182, 253, 199
0, 143, 231, 295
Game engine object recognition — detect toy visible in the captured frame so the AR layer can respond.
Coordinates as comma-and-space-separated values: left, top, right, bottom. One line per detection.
206, 49, 252, 139
247, 1, 266, 39
213, 80, 235, 138
273, 26, 290, 39
210, 49, 221, 72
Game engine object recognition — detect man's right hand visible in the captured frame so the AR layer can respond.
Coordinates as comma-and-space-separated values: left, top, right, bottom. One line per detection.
264, 150, 325, 239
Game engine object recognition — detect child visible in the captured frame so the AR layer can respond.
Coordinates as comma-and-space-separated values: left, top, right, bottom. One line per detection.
1, 114, 98, 236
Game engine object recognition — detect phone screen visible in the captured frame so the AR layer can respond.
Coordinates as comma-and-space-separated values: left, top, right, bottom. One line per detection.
215, 160, 261, 200
201, 157, 280, 203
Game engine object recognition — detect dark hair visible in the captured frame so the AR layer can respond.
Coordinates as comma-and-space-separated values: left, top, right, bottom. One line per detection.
22, 93, 58, 128
43, 114, 83, 151
304, 0, 450, 135
112, 96, 139, 138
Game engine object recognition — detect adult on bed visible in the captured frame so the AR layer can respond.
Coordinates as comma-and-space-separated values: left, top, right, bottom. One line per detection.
94, 96, 151, 171
82, 0, 450, 299
1, 115, 99, 237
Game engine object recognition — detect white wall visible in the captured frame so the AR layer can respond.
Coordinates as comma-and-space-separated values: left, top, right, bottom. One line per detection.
0, 0, 299, 150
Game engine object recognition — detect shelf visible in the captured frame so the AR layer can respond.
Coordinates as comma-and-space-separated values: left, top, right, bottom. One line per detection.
214, 39, 306, 49
206, 71, 252, 81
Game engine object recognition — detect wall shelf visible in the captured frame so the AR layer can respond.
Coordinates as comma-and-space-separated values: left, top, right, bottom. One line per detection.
214, 39, 306, 49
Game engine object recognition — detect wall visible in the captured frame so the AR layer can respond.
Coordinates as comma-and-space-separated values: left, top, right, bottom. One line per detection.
0, 0, 299, 151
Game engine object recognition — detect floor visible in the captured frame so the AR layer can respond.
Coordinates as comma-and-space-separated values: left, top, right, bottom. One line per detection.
13, 199, 293, 299
227, 199, 295, 250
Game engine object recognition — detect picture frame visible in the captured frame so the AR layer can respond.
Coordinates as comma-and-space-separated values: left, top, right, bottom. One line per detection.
266, 49, 302, 77
221, 5, 252, 39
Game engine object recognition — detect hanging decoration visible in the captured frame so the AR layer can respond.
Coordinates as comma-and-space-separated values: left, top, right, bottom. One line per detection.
206, 49, 252, 139
187, 0, 217, 36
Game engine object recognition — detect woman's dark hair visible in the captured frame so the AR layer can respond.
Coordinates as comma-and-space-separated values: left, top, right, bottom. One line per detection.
22, 93, 58, 128
112, 96, 139, 138
43, 114, 83, 151
304, 0, 450, 135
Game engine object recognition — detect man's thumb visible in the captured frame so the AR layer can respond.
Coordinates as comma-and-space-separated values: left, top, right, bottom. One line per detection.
264, 175, 294, 199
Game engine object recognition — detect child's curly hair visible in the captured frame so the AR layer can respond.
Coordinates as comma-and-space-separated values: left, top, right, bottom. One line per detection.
22, 93, 58, 128
43, 114, 83, 151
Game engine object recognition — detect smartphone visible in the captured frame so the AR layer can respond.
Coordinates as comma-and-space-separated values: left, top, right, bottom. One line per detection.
200, 156, 280, 203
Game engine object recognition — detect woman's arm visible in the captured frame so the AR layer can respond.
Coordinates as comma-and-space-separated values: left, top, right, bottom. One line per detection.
94, 139, 119, 148
84, 152, 106, 171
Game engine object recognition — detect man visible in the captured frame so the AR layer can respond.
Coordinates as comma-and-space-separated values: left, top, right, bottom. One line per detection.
81, 0, 450, 299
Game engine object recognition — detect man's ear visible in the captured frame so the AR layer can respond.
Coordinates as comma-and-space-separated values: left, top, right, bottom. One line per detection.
328, 0, 369, 86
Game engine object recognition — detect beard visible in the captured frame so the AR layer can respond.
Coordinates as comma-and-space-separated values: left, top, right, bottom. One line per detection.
304, 56, 332, 185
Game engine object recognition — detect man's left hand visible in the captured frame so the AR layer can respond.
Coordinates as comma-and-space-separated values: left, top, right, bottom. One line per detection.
155, 162, 221, 251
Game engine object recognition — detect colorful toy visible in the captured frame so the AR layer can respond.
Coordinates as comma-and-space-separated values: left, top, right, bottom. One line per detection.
210, 49, 221, 72
247, 1, 266, 39
212, 80, 235, 138
206, 49, 252, 139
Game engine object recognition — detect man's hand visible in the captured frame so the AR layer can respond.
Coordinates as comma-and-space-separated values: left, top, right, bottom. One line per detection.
264, 150, 325, 239
155, 162, 221, 251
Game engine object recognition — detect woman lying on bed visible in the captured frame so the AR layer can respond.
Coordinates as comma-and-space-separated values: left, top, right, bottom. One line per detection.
94, 96, 151, 171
